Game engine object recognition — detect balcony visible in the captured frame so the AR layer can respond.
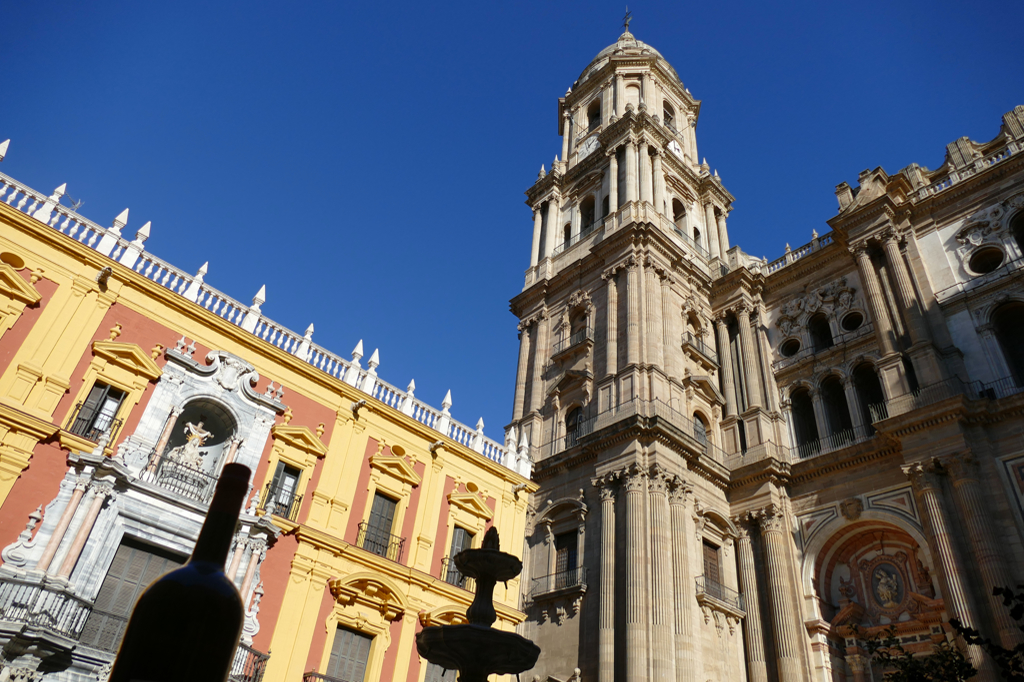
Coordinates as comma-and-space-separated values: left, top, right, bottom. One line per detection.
143, 450, 219, 505
681, 331, 718, 366
672, 227, 709, 260
356, 521, 405, 563
530, 566, 587, 600
696, 575, 745, 614
552, 327, 594, 357
0, 577, 92, 641
439, 556, 475, 592
794, 424, 875, 461
230, 643, 270, 682
303, 674, 346, 682
259, 482, 302, 521
552, 220, 602, 257
64, 401, 123, 445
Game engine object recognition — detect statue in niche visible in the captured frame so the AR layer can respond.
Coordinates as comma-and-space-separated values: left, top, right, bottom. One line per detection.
874, 567, 900, 609
167, 420, 213, 469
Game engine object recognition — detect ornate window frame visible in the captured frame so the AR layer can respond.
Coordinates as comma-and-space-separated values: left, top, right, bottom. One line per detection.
359, 441, 422, 554
261, 423, 327, 519
323, 573, 406, 682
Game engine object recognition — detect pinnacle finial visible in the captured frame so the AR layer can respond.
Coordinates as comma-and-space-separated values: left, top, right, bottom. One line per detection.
622, 6, 633, 33
0, 139, 9, 162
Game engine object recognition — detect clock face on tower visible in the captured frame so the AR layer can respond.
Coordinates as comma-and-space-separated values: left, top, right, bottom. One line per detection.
579, 135, 600, 160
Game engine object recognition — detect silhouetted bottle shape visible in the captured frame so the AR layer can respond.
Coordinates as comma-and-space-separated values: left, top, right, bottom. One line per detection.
109, 463, 251, 682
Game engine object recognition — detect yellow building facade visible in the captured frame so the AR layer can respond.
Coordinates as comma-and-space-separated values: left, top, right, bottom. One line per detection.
0, 167, 535, 682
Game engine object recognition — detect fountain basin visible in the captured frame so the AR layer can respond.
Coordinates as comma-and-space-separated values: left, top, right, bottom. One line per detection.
416, 624, 540, 679
454, 548, 521, 582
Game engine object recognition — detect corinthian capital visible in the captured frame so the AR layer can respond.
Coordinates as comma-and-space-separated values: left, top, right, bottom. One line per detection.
668, 476, 693, 505
902, 459, 943, 490
621, 465, 647, 492
945, 451, 979, 482
752, 504, 786, 533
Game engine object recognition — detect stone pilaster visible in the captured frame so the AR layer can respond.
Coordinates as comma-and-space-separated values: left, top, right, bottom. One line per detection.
57, 481, 114, 578
625, 140, 638, 204
669, 479, 697, 682
649, 468, 676, 682
716, 316, 737, 417
626, 259, 641, 367
754, 505, 803, 681
513, 319, 533, 420
35, 477, 88, 573
851, 245, 896, 356
528, 314, 548, 417
652, 150, 664, 215
706, 203, 721, 259
735, 521, 768, 682
717, 211, 730, 253
623, 466, 648, 682
604, 270, 619, 380
842, 376, 865, 430
639, 140, 652, 205
645, 258, 664, 371
660, 274, 676, 380
881, 230, 929, 345
737, 305, 762, 410
593, 474, 618, 682
608, 149, 619, 212
531, 207, 543, 267
544, 198, 560, 260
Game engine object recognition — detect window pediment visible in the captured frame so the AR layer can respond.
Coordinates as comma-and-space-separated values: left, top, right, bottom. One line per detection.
369, 453, 421, 487
91, 340, 162, 382
271, 424, 328, 458
447, 491, 493, 521
329, 575, 406, 622
0, 264, 41, 306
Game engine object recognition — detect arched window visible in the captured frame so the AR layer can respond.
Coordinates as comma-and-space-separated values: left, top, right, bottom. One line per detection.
663, 102, 676, 131
625, 84, 640, 110
672, 199, 686, 231
562, 223, 571, 249
693, 412, 708, 444
820, 376, 853, 444
588, 99, 601, 132
1011, 211, 1024, 255
853, 363, 885, 428
994, 302, 1024, 385
580, 196, 596, 232
565, 406, 584, 448
808, 313, 833, 353
790, 387, 819, 458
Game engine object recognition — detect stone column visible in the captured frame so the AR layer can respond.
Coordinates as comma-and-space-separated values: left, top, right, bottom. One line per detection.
847, 654, 867, 682
57, 482, 113, 578
756, 505, 803, 681
735, 522, 769, 682
223, 437, 243, 465
35, 478, 88, 573
852, 246, 896, 355
241, 538, 267, 600
687, 115, 698, 166
604, 271, 619, 379
146, 406, 183, 476
530, 208, 543, 268
652, 151, 664, 215
737, 306, 762, 410
977, 324, 1014, 380
639, 140, 652, 205
645, 260, 664, 370
755, 309, 779, 413
228, 534, 246, 583
904, 462, 988, 673
716, 317, 737, 417
881, 231, 928, 344
704, 203, 720, 258
615, 74, 625, 117
561, 113, 571, 163
947, 453, 1024, 647
544, 199, 559, 260
528, 315, 548, 415
626, 260, 641, 367
660, 275, 676, 380
649, 469, 676, 682
717, 212, 731, 253
625, 140, 638, 204
608, 149, 619, 211
623, 466, 648, 682
594, 476, 617, 682
809, 389, 827, 442
669, 480, 697, 682
513, 320, 533, 420
843, 377, 865, 430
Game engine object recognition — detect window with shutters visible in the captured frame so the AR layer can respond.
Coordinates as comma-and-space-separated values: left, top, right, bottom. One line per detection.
359, 493, 401, 560
425, 662, 458, 682
325, 626, 372, 682
554, 531, 578, 589
79, 537, 186, 652
443, 526, 473, 587
67, 383, 127, 443
703, 540, 721, 591
260, 461, 302, 520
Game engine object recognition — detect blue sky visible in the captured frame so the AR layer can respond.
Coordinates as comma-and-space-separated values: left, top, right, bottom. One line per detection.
2, 1, 1022, 446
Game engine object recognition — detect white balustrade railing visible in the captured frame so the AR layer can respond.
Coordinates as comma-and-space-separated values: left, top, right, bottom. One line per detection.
0, 169, 520, 473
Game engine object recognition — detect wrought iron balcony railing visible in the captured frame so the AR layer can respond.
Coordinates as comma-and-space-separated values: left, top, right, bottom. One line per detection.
0, 577, 93, 640
230, 643, 270, 682
552, 327, 594, 356
64, 401, 123, 445
143, 450, 219, 505
530, 566, 587, 598
696, 575, 744, 612
681, 331, 718, 364
794, 424, 875, 461
259, 482, 302, 521
356, 521, 405, 563
439, 556, 475, 592
552, 219, 602, 256
303, 673, 347, 682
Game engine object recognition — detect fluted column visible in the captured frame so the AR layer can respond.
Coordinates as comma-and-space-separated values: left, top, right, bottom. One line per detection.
755, 309, 779, 413
735, 522, 768, 682
561, 113, 570, 163
35, 478, 88, 573
652, 151, 664, 215
625, 140, 638, 204
645, 259, 664, 370
513, 319, 533, 420
626, 260, 641, 367
737, 306, 762, 410
639, 140, 652, 205
717, 212, 730, 253
809, 389, 827, 440
528, 315, 548, 414
594, 475, 617, 682
716, 317, 737, 417
687, 115, 698, 166
544, 199, 559, 260
756, 506, 803, 681
57, 482, 113, 578
240, 538, 267, 600
227, 534, 246, 583
623, 466, 648, 682
947, 453, 1024, 647
847, 654, 867, 682
852, 246, 896, 355
904, 462, 988, 674
146, 406, 183, 476
669, 480, 697, 682
608, 149, 619, 212
660, 274, 676, 380
530, 208, 543, 267
704, 203, 720, 258
650, 469, 676, 682
881, 231, 928, 344
604, 271, 619, 379
615, 74, 625, 117
843, 377, 865, 430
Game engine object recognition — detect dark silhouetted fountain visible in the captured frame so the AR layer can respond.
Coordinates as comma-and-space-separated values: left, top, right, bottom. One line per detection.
416, 527, 540, 682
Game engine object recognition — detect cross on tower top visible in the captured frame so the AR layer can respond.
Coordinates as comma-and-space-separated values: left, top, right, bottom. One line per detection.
622, 6, 632, 33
